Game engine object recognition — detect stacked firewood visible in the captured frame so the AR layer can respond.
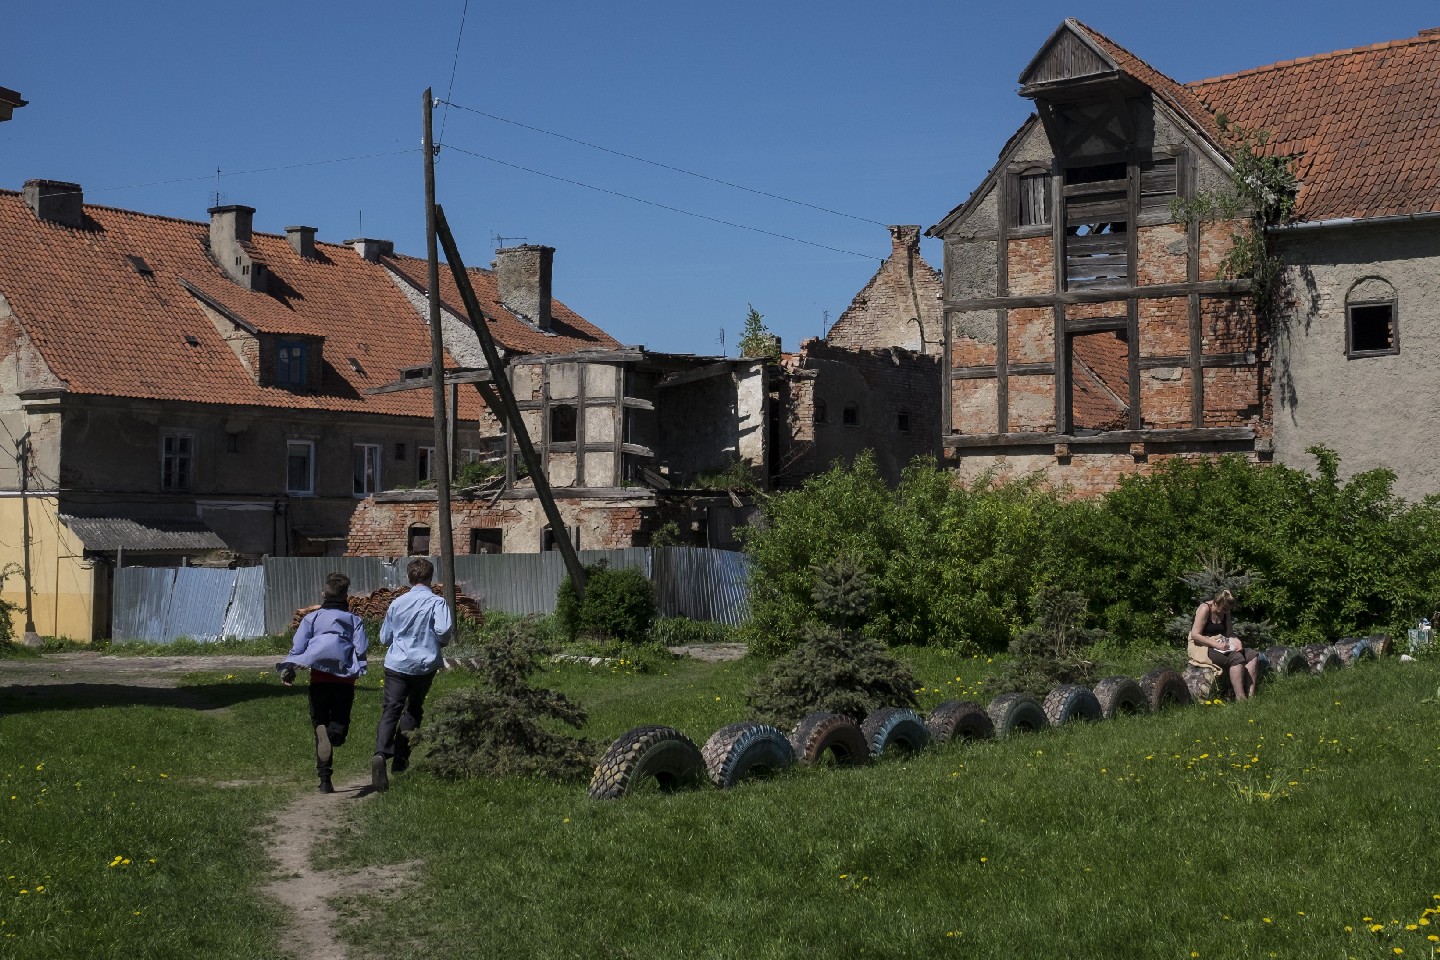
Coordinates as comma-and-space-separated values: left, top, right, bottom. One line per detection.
291, 584, 484, 630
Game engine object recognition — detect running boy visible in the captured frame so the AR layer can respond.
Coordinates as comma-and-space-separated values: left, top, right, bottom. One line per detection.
280, 572, 368, 793
371, 557, 452, 792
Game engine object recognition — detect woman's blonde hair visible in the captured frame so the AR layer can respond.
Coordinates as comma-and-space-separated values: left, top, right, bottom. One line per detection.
1211, 588, 1236, 609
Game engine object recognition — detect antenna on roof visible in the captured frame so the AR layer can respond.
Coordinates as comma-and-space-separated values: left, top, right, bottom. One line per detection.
212, 166, 223, 208
718, 328, 726, 357
822, 309, 829, 339
491, 232, 527, 249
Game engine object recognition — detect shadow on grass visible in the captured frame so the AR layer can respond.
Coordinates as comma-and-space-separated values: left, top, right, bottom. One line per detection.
0, 681, 298, 714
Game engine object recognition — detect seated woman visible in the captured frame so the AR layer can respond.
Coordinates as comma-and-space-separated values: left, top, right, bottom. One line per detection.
1188, 589, 1260, 700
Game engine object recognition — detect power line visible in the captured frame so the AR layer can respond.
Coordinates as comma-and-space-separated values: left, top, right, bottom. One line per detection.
436, 99, 888, 228
91, 149, 421, 195
437, 0, 471, 148
442, 144, 878, 260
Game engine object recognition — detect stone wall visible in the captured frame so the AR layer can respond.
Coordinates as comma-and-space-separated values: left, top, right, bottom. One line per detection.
826, 225, 944, 356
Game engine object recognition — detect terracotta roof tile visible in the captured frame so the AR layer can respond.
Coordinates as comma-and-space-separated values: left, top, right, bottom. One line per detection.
0, 192, 617, 416
1188, 30, 1440, 221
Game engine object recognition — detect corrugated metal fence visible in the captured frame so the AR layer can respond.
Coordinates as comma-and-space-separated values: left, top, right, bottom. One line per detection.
112, 548, 750, 643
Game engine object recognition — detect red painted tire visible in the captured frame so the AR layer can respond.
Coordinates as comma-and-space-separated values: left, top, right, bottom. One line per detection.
925, 700, 994, 744
588, 725, 706, 800
789, 712, 870, 767
1139, 668, 1192, 711
701, 722, 794, 789
1092, 676, 1147, 718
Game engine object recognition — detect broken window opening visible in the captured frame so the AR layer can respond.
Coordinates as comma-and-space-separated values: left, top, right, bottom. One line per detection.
407, 525, 431, 556
1067, 330, 1131, 434
470, 528, 502, 555
1014, 172, 1051, 227
813, 398, 827, 424
1347, 302, 1398, 356
549, 404, 578, 444
352, 443, 381, 497
842, 403, 859, 427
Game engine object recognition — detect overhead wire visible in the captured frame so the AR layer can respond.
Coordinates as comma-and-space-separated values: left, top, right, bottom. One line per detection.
437, 0, 471, 149
436, 99, 888, 228
442, 144, 877, 261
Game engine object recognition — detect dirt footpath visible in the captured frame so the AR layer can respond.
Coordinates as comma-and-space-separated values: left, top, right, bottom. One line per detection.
0, 651, 281, 687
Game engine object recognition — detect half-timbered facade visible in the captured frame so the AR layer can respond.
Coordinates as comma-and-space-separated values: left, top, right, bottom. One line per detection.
930, 20, 1262, 494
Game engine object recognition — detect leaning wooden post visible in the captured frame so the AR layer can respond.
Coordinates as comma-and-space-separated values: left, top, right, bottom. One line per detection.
433, 205, 586, 597
422, 88, 457, 620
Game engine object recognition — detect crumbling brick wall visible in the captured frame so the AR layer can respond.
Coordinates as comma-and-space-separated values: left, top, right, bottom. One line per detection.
826, 226, 944, 357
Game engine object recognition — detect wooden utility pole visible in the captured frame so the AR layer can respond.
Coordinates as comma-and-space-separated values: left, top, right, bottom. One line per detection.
15, 433, 40, 647
422, 88, 456, 619
433, 206, 586, 596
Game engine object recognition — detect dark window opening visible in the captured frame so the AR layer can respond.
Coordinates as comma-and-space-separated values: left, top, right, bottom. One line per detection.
407, 525, 431, 556
897, 411, 910, 433
225, 433, 240, 454
541, 525, 577, 552
550, 405, 577, 443
394, 442, 407, 461
161, 433, 193, 492
1065, 162, 1127, 186
470, 528, 503, 555
276, 341, 308, 388
842, 403, 859, 427
1348, 302, 1397, 355
813, 399, 827, 424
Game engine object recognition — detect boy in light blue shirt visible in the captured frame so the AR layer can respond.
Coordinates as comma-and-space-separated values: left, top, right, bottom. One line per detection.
371, 557, 452, 791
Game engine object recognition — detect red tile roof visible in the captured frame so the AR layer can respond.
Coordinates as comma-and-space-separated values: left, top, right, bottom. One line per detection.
1071, 20, 1440, 223
0, 191, 615, 415
384, 252, 619, 356
1189, 30, 1440, 221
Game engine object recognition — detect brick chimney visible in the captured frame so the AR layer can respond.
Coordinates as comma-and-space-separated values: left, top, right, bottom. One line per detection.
24, 180, 84, 228
494, 245, 554, 331
888, 224, 921, 258
209, 205, 267, 292
286, 225, 317, 259
347, 237, 393, 262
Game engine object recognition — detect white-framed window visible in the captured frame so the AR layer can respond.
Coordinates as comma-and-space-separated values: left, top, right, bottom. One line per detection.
286, 440, 315, 496
352, 443, 381, 497
460, 448, 482, 464
417, 445, 437, 482
161, 432, 194, 492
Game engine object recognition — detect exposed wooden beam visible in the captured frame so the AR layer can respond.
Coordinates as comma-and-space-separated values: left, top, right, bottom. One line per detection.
946, 279, 1251, 312
944, 426, 1255, 449
656, 361, 732, 389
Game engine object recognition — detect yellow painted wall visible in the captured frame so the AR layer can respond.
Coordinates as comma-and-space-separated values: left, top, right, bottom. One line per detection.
0, 496, 98, 642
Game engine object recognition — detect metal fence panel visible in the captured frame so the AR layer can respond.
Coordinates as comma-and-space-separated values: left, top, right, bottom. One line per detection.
221, 566, 267, 639
263, 557, 389, 635
162, 568, 238, 644
112, 567, 177, 643
652, 547, 751, 625
450, 553, 564, 615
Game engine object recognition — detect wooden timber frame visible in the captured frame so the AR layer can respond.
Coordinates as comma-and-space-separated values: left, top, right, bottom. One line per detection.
433, 205, 587, 595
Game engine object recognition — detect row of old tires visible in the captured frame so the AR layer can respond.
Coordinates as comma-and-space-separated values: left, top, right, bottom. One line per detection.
587, 635, 1390, 800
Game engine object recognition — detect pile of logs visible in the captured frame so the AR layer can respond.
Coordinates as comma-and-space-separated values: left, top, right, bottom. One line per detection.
291, 584, 484, 631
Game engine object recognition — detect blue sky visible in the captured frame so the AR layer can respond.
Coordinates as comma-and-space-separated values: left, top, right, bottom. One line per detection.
3, 2, 1434, 355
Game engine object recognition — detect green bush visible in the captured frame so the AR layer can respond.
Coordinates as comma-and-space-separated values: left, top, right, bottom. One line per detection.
555, 561, 657, 646
649, 616, 734, 647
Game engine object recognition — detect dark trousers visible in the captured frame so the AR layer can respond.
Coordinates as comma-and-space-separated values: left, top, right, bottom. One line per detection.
374, 668, 435, 763
308, 683, 355, 777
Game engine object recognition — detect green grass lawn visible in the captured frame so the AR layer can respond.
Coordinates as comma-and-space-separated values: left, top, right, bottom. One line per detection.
3, 650, 1439, 959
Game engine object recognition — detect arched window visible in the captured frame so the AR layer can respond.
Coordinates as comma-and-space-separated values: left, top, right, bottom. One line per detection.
1346, 277, 1398, 357
407, 525, 431, 556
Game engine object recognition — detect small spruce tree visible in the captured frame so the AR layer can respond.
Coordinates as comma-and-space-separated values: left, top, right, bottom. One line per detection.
415, 619, 593, 781
747, 557, 919, 726
738, 304, 781, 360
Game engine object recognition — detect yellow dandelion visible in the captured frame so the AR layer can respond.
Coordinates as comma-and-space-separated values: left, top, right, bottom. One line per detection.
1263, 917, 1272, 924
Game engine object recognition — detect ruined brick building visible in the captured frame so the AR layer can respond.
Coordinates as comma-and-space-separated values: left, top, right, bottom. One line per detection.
775, 224, 945, 486
930, 20, 1440, 498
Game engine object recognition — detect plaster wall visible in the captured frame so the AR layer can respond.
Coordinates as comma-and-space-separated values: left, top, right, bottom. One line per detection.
0, 495, 98, 640
1273, 221, 1440, 500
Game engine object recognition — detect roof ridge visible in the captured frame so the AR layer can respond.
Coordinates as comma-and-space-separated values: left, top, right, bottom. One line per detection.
1, 188, 371, 252
1189, 30, 1440, 89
